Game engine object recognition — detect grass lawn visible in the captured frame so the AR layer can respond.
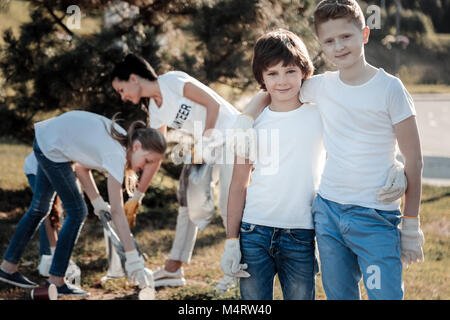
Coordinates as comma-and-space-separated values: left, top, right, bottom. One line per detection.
406, 84, 450, 94
0, 140, 449, 300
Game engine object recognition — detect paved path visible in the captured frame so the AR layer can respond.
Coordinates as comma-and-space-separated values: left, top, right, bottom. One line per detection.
413, 94, 450, 186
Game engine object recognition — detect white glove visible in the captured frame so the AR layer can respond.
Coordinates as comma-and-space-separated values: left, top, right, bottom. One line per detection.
91, 196, 111, 217
376, 160, 407, 203
400, 217, 424, 268
227, 114, 257, 161
220, 239, 250, 278
125, 250, 153, 289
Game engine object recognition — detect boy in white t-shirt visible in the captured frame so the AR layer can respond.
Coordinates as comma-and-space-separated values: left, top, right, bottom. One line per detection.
235, 0, 424, 300
221, 29, 322, 300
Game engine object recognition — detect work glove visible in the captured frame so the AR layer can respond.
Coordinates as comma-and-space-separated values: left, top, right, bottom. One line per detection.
220, 239, 250, 278
376, 160, 407, 203
91, 196, 111, 217
124, 190, 145, 228
400, 217, 425, 268
227, 114, 257, 161
125, 250, 154, 289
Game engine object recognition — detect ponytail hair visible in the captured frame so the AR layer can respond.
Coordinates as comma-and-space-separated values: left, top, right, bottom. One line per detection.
106, 113, 167, 195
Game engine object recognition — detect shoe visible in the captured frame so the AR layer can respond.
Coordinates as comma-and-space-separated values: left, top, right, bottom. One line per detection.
47, 281, 90, 297
153, 266, 186, 287
154, 277, 186, 287
215, 275, 236, 293
0, 268, 38, 289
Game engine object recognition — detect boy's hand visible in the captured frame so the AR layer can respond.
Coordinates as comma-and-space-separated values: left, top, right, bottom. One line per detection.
376, 160, 407, 202
227, 114, 257, 161
400, 217, 424, 268
124, 190, 145, 228
220, 239, 250, 278
91, 196, 111, 217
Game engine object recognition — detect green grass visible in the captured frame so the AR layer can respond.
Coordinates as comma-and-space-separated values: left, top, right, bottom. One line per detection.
0, 137, 33, 191
0, 140, 448, 300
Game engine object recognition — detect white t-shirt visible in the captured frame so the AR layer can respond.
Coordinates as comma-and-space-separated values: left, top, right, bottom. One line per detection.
148, 71, 240, 135
35, 110, 127, 183
24, 151, 38, 176
242, 104, 325, 229
299, 68, 416, 210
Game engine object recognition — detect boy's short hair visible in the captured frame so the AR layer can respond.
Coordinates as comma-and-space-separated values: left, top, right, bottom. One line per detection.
313, 0, 366, 33
252, 29, 314, 90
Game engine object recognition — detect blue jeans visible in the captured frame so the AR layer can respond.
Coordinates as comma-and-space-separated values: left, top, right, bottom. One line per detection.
26, 174, 52, 257
239, 222, 318, 300
312, 194, 403, 300
3, 139, 87, 277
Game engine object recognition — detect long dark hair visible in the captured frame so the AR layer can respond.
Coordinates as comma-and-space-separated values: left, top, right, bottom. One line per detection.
106, 113, 167, 195
111, 54, 158, 125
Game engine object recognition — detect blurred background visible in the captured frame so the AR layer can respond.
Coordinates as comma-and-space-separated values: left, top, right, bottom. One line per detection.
0, 0, 448, 300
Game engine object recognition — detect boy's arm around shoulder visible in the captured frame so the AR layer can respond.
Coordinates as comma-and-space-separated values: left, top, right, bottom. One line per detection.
241, 91, 270, 120
299, 74, 322, 104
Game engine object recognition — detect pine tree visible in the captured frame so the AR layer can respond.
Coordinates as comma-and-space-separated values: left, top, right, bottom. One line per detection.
0, 0, 317, 141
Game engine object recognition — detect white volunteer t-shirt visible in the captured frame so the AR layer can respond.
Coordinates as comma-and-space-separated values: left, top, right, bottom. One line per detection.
24, 151, 38, 176
242, 104, 325, 229
148, 71, 240, 135
299, 68, 416, 210
34, 110, 127, 183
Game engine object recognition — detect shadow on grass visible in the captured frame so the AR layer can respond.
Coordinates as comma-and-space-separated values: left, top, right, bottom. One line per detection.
0, 187, 32, 219
421, 192, 450, 204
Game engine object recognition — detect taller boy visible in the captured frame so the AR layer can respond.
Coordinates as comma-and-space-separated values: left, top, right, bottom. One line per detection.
302, 0, 424, 299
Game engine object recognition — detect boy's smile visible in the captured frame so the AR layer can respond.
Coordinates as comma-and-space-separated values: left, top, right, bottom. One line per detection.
262, 62, 303, 110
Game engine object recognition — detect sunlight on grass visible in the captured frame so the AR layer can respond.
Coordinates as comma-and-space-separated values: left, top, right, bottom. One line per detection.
406, 84, 450, 94
0, 144, 448, 300
0, 138, 32, 190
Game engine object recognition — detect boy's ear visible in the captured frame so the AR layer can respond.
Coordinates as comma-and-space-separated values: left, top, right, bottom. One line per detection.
363, 26, 370, 44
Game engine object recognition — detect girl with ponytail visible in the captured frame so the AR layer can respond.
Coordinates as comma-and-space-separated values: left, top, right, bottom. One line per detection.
0, 110, 166, 298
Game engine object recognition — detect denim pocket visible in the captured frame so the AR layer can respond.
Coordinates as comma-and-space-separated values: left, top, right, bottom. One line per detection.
240, 222, 256, 234
372, 209, 401, 229
286, 229, 315, 247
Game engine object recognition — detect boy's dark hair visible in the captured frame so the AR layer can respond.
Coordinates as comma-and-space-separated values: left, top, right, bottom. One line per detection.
252, 29, 314, 90
313, 0, 366, 33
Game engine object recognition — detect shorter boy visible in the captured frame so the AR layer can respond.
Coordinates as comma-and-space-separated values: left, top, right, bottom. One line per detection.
221, 29, 322, 300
